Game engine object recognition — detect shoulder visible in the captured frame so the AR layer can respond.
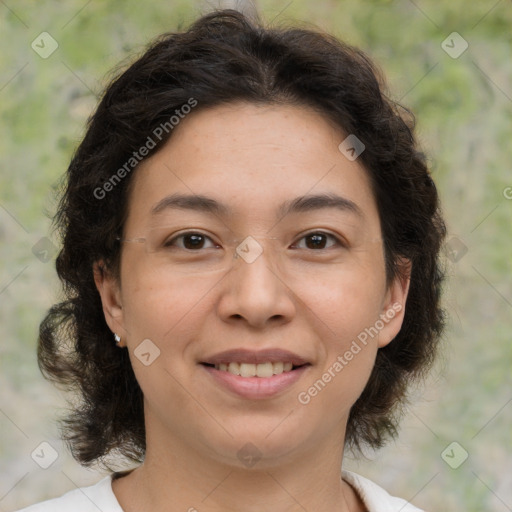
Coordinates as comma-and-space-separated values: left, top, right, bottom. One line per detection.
342, 470, 425, 512
13, 475, 124, 512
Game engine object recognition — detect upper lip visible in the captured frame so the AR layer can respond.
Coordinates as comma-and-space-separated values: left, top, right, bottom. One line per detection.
201, 348, 310, 366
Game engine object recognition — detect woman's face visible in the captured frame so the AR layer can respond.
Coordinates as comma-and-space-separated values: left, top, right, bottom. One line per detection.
96, 102, 409, 468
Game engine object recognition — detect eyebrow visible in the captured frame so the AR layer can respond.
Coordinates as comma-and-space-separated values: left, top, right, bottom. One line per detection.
151, 193, 231, 217
151, 192, 363, 219
278, 193, 363, 219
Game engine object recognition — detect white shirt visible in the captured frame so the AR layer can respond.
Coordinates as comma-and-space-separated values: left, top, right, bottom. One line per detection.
15, 470, 423, 512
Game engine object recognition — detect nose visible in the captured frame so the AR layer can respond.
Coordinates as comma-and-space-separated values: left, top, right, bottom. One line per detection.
216, 240, 296, 329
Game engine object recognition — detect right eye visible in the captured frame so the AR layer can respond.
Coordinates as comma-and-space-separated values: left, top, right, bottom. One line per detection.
163, 231, 220, 251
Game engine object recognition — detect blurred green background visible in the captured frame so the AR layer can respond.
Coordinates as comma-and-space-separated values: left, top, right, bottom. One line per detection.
1, 1, 511, 511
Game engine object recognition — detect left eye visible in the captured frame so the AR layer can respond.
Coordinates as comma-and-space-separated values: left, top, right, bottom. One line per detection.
292, 232, 343, 250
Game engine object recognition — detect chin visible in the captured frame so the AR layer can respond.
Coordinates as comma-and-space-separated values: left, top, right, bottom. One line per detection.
196, 416, 314, 468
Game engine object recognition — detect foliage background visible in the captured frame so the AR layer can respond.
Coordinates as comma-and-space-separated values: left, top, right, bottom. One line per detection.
1, 1, 511, 511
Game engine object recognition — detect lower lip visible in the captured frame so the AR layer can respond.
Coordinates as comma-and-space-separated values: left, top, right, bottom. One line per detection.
201, 364, 309, 399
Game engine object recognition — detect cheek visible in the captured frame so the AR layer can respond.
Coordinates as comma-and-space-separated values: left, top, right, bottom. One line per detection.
119, 267, 216, 414
120, 252, 224, 341
292, 255, 386, 399
296, 259, 387, 339
295, 274, 381, 418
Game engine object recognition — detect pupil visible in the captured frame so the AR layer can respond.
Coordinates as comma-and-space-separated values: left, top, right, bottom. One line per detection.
307, 234, 325, 249
184, 234, 204, 249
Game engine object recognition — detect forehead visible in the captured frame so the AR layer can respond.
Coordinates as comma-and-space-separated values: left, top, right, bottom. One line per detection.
124, 102, 380, 231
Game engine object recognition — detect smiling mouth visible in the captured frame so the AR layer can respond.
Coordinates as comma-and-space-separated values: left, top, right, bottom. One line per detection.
201, 362, 309, 378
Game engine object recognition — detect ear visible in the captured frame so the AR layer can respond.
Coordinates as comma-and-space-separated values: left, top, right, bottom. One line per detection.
93, 260, 126, 344
377, 259, 411, 348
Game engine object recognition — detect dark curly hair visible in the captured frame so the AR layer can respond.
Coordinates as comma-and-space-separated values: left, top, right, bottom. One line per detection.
38, 8, 446, 468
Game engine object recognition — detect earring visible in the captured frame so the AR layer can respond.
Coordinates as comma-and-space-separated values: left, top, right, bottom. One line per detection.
114, 333, 121, 346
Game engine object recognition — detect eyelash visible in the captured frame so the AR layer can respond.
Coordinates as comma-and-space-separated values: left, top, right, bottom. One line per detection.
166, 231, 347, 251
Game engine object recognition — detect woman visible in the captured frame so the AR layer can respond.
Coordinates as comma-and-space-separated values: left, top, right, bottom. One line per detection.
18, 8, 446, 512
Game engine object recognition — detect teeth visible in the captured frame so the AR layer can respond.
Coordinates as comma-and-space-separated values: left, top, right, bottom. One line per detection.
214, 361, 297, 377
240, 363, 256, 377
227, 362, 239, 375
273, 362, 284, 375
256, 362, 273, 377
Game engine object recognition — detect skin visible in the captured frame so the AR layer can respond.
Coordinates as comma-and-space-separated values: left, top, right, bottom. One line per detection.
94, 102, 410, 512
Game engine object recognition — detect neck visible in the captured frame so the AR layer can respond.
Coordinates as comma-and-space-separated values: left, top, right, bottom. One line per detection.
112, 427, 363, 512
